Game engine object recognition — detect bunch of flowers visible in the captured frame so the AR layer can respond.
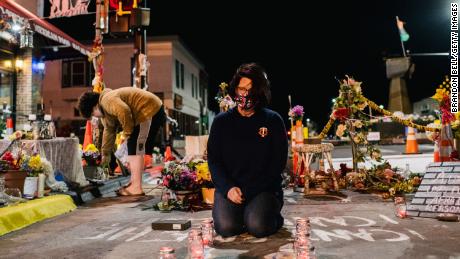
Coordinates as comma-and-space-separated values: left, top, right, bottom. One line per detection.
161, 160, 203, 191
336, 162, 421, 198
431, 79, 460, 140
0, 151, 19, 171
82, 144, 101, 166
288, 105, 304, 122
432, 83, 454, 123
20, 154, 44, 177
215, 82, 236, 112
196, 162, 213, 188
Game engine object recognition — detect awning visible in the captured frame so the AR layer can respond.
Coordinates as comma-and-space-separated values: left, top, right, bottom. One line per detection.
0, 0, 90, 56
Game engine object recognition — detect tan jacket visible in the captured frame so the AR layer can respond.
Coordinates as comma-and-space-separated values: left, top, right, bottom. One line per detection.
99, 87, 163, 156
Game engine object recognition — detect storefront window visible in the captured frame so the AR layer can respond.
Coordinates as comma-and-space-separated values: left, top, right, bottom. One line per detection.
0, 50, 14, 109
62, 58, 93, 88
0, 71, 12, 107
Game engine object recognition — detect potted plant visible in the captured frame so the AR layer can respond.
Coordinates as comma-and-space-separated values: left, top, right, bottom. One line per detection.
161, 160, 202, 209
0, 151, 27, 192
20, 154, 44, 199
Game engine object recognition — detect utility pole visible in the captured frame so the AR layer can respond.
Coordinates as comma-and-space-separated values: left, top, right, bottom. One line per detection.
132, 0, 150, 90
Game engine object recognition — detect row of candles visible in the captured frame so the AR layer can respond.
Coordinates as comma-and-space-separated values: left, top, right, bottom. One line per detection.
158, 218, 214, 259
158, 197, 410, 258
159, 217, 318, 258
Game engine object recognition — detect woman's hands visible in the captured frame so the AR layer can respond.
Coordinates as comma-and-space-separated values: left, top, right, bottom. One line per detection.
227, 187, 244, 204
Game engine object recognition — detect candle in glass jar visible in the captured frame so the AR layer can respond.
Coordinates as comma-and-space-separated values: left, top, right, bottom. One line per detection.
396, 204, 407, 219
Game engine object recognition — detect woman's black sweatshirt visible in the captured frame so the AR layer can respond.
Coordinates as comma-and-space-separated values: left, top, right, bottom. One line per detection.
207, 107, 288, 201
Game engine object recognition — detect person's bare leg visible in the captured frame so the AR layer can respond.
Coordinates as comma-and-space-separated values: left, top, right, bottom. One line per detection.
124, 155, 144, 194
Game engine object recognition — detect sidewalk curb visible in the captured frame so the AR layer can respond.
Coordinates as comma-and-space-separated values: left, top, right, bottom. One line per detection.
67, 176, 130, 204
67, 173, 156, 205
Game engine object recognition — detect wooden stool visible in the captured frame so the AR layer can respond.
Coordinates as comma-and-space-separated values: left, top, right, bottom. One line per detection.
294, 143, 339, 195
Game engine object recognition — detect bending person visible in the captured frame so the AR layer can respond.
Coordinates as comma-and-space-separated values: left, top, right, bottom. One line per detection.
78, 87, 165, 196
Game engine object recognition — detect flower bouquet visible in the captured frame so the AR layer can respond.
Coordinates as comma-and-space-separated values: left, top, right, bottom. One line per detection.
431, 81, 459, 159
82, 144, 101, 166
20, 154, 44, 177
196, 162, 214, 204
0, 151, 27, 192
288, 105, 304, 123
158, 160, 208, 211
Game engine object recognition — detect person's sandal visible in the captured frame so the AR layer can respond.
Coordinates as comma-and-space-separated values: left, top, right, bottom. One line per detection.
115, 186, 145, 196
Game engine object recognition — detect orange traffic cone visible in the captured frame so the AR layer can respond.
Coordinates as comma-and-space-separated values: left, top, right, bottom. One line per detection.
164, 146, 175, 162
5, 118, 13, 135
403, 127, 421, 154
83, 120, 93, 150
433, 141, 441, 162
144, 154, 152, 168
439, 123, 454, 161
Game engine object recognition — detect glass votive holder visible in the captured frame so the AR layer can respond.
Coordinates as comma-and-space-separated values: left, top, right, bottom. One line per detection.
201, 220, 214, 246
158, 246, 176, 259
395, 204, 408, 219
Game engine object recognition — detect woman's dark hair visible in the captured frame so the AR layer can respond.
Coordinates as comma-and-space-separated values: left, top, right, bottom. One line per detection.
77, 91, 100, 118
229, 62, 271, 109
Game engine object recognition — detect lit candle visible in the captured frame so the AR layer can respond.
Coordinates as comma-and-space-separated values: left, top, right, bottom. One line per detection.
396, 204, 407, 219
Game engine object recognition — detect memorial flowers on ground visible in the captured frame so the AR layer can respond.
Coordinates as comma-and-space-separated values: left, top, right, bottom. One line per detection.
335, 162, 421, 198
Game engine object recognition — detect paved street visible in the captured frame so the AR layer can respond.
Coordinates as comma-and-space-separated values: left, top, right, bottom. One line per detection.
328, 144, 435, 173
331, 144, 434, 158
1, 185, 459, 259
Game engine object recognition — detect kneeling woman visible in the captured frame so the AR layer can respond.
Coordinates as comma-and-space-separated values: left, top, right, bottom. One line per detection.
207, 63, 288, 238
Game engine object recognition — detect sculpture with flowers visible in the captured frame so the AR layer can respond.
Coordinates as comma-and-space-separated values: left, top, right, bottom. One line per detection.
332, 76, 382, 169
327, 76, 422, 196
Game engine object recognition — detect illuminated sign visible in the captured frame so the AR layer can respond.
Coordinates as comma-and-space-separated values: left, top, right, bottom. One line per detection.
49, 0, 90, 18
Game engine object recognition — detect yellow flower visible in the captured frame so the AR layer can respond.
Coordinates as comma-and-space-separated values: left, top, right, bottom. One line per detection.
8, 131, 23, 141
84, 144, 99, 152
196, 162, 211, 182
456, 113, 460, 121
29, 155, 42, 171
219, 82, 228, 91
432, 88, 449, 102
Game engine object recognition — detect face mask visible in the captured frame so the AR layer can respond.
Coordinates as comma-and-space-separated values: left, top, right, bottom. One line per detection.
235, 93, 254, 110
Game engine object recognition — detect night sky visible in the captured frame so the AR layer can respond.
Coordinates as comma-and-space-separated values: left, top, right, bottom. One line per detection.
51, 0, 452, 129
